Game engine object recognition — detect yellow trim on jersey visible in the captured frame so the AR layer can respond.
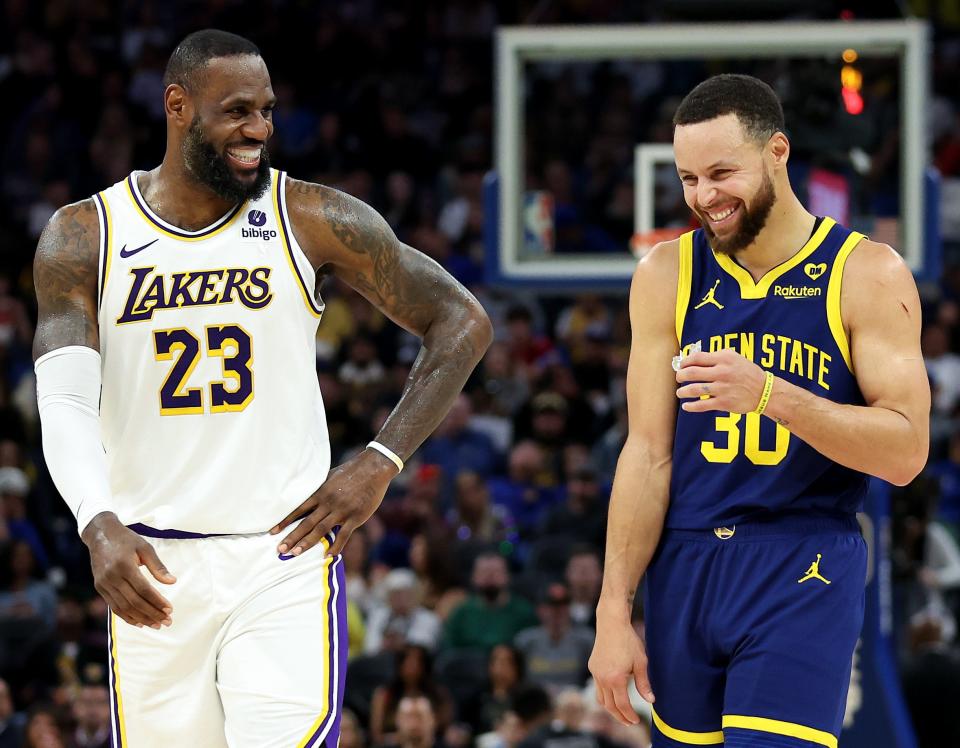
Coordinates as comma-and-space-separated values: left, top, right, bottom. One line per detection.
651, 707, 724, 745
110, 613, 129, 747
273, 171, 324, 319
296, 556, 335, 748
722, 715, 837, 748
825, 231, 865, 374
124, 178, 245, 242
712, 217, 836, 299
99, 191, 114, 305
676, 231, 694, 344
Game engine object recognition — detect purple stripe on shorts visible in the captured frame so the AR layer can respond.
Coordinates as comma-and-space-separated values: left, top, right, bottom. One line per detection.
107, 613, 123, 747
304, 556, 346, 748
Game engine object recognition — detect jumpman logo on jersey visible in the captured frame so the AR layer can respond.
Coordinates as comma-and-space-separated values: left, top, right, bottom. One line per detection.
797, 553, 831, 584
694, 279, 724, 310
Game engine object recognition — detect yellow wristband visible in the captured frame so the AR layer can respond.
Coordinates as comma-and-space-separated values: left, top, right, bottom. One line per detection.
753, 371, 775, 415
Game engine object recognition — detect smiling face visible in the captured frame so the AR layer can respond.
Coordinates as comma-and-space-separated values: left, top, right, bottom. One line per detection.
674, 113, 781, 256
175, 54, 275, 202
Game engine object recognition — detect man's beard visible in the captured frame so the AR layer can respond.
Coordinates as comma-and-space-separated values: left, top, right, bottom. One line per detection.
182, 117, 271, 203
698, 169, 775, 256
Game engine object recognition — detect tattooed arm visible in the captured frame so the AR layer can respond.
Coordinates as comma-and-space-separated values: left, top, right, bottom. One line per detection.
33, 200, 101, 358
271, 178, 493, 556
34, 201, 176, 629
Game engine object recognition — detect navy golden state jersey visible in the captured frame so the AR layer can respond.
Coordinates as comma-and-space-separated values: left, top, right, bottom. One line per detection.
669, 217, 869, 529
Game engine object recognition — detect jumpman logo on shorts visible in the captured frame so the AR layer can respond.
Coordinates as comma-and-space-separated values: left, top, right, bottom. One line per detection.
694, 279, 724, 310
797, 553, 831, 585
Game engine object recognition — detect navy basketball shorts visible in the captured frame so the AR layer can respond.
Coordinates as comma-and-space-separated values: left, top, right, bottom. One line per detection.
643, 514, 866, 748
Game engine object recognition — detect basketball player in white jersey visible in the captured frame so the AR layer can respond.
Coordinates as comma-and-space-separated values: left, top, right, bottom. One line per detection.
32, 30, 492, 748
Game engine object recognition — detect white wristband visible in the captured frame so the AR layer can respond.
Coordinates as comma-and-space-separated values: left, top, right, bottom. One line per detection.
366, 441, 403, 472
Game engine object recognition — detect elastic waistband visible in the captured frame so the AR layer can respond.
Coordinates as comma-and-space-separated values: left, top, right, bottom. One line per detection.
662, 514, 861, 542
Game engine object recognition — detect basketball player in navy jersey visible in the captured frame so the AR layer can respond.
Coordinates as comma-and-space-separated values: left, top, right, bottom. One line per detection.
33, 30, 491, 747
589, 75, 929, 747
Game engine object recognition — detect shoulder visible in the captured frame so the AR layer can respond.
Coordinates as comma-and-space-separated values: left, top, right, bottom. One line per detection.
634, 237, 681, 284
284, 175, 383, 234
34, 198, 101, 291
283, 175, 396, 263
843, 237, 912, 283
840, 238, 920, 322
37, 198, 101, 260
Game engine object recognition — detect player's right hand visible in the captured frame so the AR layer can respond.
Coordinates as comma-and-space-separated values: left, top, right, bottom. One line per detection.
81, 512, 176, 630
588, 608, 654, 726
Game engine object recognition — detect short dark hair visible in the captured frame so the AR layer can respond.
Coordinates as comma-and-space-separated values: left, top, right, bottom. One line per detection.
163, 29, 261, 91
673, 74, 785, 143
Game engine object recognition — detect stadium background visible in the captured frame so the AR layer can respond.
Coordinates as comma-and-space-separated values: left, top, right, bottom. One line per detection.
1, 2, 959, 747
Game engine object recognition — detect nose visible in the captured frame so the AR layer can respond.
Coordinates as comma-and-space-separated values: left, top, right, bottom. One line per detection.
697, 180, 718, 209
242, 111, 271, 142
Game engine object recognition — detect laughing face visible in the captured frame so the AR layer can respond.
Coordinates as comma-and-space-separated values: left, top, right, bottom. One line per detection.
180, 54, 275, 203
674, 113, 778, 256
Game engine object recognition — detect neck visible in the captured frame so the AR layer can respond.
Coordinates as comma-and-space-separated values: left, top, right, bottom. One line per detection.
139, 157, 239, 231
730, 190, 815, 282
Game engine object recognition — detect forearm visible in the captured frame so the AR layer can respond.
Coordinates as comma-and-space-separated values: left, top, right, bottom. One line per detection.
597, 437, 672, 622
36, 346, 115, 534
374, 307, 492, 461
764, 376, 926, 485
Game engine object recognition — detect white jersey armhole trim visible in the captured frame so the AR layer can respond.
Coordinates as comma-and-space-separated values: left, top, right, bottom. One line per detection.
273, 170, 325, 319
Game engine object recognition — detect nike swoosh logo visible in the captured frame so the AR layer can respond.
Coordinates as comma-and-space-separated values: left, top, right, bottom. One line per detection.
119, 239, 159, 258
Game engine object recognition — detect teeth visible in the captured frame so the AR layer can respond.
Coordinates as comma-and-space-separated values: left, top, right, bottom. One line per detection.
227, 148, 261, 163
708, 206, 735, 221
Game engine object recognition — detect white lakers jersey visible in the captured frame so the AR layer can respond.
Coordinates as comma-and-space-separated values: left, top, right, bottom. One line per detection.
94, 169, 330, 534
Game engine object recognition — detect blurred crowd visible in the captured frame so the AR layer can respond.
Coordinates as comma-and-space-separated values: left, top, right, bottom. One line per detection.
0, 2, 959, 748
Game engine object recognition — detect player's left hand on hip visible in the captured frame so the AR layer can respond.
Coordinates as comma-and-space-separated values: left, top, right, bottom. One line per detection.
270, 451, 393, 558
675, 348, 766, 414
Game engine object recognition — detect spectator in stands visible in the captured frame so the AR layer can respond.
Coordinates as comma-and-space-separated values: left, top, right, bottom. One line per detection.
447, 471, 515, 545
462, 644, 526, 736
539, 465, 607, 551
67, 679, 109, 748
0, 467, 48, 570
420, 394, 502, 508
564, 545, 603, 629
443, 552, 537, 652
555, 295, 612, 365
0, 678, 25, 748
519, 689, 623, 748
408, 530, 465, 621
0, 540, 59, 701
488, 441, 561, 542
514, 583, 594, 693
379, 695, 441, 748
509, 684, 553, 748
369, 646, 453, 746
341, 709, 367, 748
364, 568, 441, 654
21, 704, 64, 748
477, 341, 530, 418
504, 306, 554, 375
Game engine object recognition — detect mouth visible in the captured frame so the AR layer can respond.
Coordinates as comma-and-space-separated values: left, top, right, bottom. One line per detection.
225, 145, 263, 170
702, 203, 740, 230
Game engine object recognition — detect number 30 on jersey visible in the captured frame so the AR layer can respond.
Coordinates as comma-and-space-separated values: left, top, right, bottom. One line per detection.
153, 324, 254, 415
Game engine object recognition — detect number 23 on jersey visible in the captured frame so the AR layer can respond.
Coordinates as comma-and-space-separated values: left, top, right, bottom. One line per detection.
153, 324, 254, 415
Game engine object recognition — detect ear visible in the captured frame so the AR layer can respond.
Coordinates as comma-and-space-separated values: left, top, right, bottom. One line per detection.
164, 84, 193, 128
769, 131, 790, 168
